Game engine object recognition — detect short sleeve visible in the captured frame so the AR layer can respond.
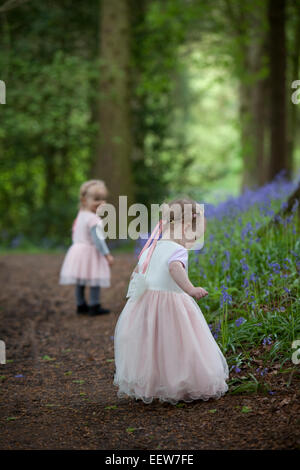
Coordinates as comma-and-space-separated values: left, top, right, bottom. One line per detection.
167, 247, 188, 269
87, 213, 102, 230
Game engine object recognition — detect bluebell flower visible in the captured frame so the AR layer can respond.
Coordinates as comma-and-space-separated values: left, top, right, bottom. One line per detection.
220, 285, 232, 307
209, 256, 216, 266
249, 273, 257, 283
262, 335, 272, 346
240, 258, 249, 272
256, 367, 268, 376
269, 262, 281, 274
235, 317, 246, 327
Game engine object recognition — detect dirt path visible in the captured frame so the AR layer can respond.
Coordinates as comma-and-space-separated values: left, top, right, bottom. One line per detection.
0, 253, 299, 450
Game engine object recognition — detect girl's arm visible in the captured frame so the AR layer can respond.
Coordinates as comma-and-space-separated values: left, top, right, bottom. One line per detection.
169, 261, 208, 299
90, 225, 110, 255
90, 226, 114, 265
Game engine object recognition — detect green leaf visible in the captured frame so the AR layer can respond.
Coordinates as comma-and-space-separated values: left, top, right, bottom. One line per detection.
241, 406, 252, 413
105, 405, 117, 410
73, 379, 85, 384
209, 409, 217, 413
126, 427, 136, 433
42, 355, 55, 361
64, 371, 72, 376
6, 417, 17, 421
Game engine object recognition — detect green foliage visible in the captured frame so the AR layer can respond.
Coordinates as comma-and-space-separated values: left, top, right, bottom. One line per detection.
189, 187, 300, 366
1, 0, 299, 250
0, 1, 99, 248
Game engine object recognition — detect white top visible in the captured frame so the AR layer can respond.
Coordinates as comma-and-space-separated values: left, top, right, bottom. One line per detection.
137, 240, 188, 294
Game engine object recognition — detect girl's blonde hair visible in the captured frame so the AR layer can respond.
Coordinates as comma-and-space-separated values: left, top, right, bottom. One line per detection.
162, 198, 203, 231
79, 179, 108, 209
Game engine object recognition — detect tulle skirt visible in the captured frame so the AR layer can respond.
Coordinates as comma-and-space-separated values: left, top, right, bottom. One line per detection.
113, 290, 229, 405
59, 242, 110, 287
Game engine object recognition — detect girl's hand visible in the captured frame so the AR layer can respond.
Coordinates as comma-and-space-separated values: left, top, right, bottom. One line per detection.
106, 254, 114, 266
190, 286, 208, 299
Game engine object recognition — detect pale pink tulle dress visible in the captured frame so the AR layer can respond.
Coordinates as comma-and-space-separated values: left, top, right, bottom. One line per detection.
59, 210, 110, 287
113, 239, 229, 405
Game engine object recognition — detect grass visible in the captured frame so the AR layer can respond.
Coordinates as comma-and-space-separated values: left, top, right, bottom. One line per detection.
187, 178, 300, 376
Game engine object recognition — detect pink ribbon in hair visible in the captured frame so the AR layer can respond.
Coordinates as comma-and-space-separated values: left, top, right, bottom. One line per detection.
138, 219, 163, 274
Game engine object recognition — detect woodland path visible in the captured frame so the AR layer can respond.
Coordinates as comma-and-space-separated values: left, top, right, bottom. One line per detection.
0, 253, 299, 450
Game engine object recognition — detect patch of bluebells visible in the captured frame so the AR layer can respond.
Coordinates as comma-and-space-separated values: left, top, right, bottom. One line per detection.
262, 335, 273, 346
268, 261, 281, 274
235, 317, 246, 327
222, 250, 230, 271
240, 258, 249, 273
209, 321, 221, 340
241, 222, 253, 241
249, 272, 258, 283
209, 255, 216, 266
256, 367, 268, 376
220, 285, 232, 308
267, 274, 273, 287
248, 295, 257, 310
204, 171, 297, 223
10, 234, 25, 248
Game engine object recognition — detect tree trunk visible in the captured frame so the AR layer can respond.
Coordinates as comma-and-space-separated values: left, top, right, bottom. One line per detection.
234, 0, 270, 191
94, 0, 134, 210
268, 0, 288, 180
287, 0, 300, 176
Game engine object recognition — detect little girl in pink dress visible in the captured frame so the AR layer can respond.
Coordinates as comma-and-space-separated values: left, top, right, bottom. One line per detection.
113, 198, 229, 404
59, 180, 114, 316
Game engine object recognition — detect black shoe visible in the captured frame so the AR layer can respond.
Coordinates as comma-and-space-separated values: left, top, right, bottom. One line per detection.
88, 304, 111, 316
76, 302, 89, 315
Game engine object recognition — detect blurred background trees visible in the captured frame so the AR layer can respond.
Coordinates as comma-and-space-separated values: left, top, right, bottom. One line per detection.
0, 0, 299, 247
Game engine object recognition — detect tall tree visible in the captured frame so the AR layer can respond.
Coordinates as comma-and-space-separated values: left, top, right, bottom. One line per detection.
268, 0, 288, 180
223, 0, 270, 191
93, 0, 134, 209
287, 0, 300, 175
